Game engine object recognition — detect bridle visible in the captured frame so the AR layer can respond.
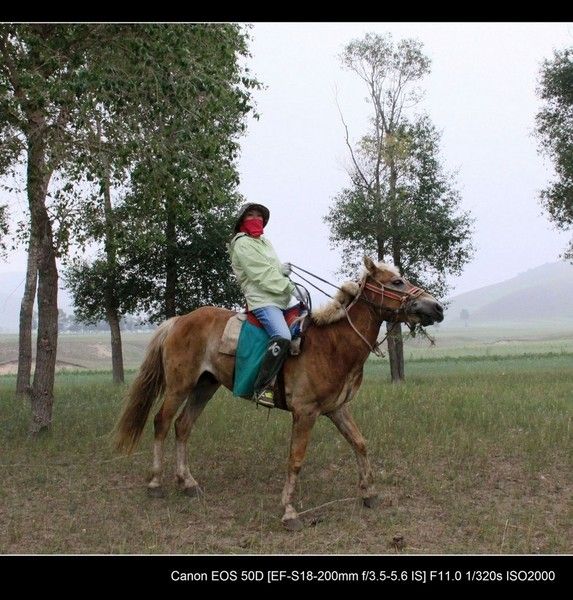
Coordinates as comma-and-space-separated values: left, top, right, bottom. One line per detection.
288, 263, 426, 356
345, 275, 425, 356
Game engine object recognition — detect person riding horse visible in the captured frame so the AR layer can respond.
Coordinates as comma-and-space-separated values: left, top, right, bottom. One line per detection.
228, 203, 304, 408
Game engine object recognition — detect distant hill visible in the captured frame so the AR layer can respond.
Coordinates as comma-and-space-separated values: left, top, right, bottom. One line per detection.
444, 261, 573, 326
0, 272, 74, 333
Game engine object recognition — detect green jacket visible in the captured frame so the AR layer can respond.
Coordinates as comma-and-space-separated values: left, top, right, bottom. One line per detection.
229, 233, 296, 310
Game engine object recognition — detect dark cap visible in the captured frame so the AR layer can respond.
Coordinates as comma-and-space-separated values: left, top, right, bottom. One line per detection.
233, 203, 270, 233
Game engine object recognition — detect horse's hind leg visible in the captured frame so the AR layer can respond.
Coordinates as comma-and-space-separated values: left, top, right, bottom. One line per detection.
148, 387, 189, 497
174, 375, 220, 497
327, 403, 378, 507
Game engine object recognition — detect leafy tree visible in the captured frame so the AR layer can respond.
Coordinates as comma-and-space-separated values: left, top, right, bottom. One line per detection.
0, 24, 258, 428
0, 25, 110, 429
118, 194, 244, 322
536, 47, 573, 260
460, 308, 470, 327
63, 24, 256, 379
327, 33, 473, 382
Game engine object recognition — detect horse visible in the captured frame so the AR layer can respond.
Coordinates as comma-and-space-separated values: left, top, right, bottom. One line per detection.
114, 256, 444, 531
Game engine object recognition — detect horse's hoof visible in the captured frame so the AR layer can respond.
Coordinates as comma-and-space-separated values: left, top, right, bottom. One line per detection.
362, 495, 380, 509
282, 518, 304, 532
182, 485, 203, 498
147, 486, 166, 498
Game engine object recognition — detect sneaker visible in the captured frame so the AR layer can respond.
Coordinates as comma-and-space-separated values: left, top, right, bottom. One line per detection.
254, 389, 275, 408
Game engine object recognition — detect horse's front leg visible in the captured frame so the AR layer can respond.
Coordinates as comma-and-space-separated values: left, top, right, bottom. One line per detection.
327, 403, 378, 507
281, 409, 318, 531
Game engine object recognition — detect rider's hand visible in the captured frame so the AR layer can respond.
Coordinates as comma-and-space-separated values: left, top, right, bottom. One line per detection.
281, 262, 292, 276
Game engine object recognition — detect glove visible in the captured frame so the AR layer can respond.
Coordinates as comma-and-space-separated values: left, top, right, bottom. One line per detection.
281, 262, 292, 276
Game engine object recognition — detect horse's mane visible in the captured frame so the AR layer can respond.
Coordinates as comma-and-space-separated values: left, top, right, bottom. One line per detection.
310, 262, 400, 326
311, 281, 360, 325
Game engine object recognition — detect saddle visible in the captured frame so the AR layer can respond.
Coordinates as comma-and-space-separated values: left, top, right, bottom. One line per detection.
218, 303, 308, 357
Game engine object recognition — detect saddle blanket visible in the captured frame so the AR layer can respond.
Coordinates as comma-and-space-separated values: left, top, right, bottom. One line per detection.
218, 305, 306, 398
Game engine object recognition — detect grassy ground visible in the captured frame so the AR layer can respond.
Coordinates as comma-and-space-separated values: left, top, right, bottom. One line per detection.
0, 353, 571, 554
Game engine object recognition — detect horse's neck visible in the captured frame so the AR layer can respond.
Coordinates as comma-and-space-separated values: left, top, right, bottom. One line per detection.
343, 300, 383, 357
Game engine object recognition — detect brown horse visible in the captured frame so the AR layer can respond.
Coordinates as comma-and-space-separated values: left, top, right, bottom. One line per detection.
114, 257, 444, 531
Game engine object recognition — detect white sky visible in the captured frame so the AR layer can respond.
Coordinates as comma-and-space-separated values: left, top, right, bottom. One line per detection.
1, 22, 572, 306
237, 22, 573, 299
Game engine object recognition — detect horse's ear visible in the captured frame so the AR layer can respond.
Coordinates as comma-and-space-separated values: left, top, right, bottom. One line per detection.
363, 256, 376, 273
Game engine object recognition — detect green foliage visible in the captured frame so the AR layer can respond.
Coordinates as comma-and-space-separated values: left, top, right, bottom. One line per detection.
326, 115, 474, 298
0, 25, 102, 171
63, 257, 141, 325
536, 47, 573, 260
44, 24, 260, 323
327, 33, 473, 300
0, 204, 8, 258
115, 197, 244, 321
340, 33, 431, 130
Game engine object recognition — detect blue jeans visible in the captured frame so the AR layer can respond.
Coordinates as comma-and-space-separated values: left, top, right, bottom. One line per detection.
251, 305, 300, 341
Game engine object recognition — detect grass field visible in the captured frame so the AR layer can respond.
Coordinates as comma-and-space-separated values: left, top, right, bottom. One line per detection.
0, 341, 571, 554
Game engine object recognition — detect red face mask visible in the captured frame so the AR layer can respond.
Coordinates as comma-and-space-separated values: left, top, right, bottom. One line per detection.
240, 217, 264, 238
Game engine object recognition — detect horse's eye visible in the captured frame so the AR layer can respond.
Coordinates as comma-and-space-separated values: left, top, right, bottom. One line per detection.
392, 279, 403, 286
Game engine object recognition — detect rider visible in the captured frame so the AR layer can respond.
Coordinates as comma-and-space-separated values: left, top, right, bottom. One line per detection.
229, 203, 302, 408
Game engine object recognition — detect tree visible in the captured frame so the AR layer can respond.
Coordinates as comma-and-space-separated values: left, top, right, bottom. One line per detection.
0, 25, 104, 429
536, 47, 573, 260
0, 24, 258, 428
118, 197, 244, 322
327, 33, 473, 382
63, 25, 256, 376
460, 308, 470, 327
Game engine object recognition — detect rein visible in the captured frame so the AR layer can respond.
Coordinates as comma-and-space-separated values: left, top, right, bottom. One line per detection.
289, 264, 340, 300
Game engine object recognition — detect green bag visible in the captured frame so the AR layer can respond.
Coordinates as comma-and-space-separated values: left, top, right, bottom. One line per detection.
232, 319, 269, 397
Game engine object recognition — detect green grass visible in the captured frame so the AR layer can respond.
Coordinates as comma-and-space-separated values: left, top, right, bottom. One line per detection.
0, 352, 571, 555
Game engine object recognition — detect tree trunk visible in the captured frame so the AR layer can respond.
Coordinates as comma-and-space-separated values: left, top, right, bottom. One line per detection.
386, 321, 405, 383
27, 118, 58, 434
387, 162, 405, 383
16, 234, 38, 396
31, 251, 59, 433
106, 306, 124, 384
100, 147, 124, 383
164, 196, 177, 318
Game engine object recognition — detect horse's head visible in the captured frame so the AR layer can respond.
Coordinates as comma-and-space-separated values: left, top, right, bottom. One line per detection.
361, 257, 444, 326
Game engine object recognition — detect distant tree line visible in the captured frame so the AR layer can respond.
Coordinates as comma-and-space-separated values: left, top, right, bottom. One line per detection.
53, 310, 154, 333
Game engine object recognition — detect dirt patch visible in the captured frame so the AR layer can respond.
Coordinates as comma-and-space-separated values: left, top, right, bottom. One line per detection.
85, 344, 112, 358
0, 359, 88, 375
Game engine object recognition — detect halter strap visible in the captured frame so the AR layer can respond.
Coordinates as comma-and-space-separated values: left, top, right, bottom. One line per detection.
345, 277, 424, 355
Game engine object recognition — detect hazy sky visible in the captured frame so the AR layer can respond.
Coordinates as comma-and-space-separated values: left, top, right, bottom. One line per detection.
237, 22, 573, 298
1, 22, 572, 306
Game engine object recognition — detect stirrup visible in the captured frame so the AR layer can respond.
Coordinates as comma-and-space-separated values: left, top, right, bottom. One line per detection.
253, 389, 275, 408
289, 337, 301, 355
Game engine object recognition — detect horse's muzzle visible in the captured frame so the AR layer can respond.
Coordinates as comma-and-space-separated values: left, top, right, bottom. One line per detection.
411, 299, 444, 325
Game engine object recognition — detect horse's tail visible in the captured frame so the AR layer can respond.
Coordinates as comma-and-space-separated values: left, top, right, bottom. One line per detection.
114, 317, 179, 454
